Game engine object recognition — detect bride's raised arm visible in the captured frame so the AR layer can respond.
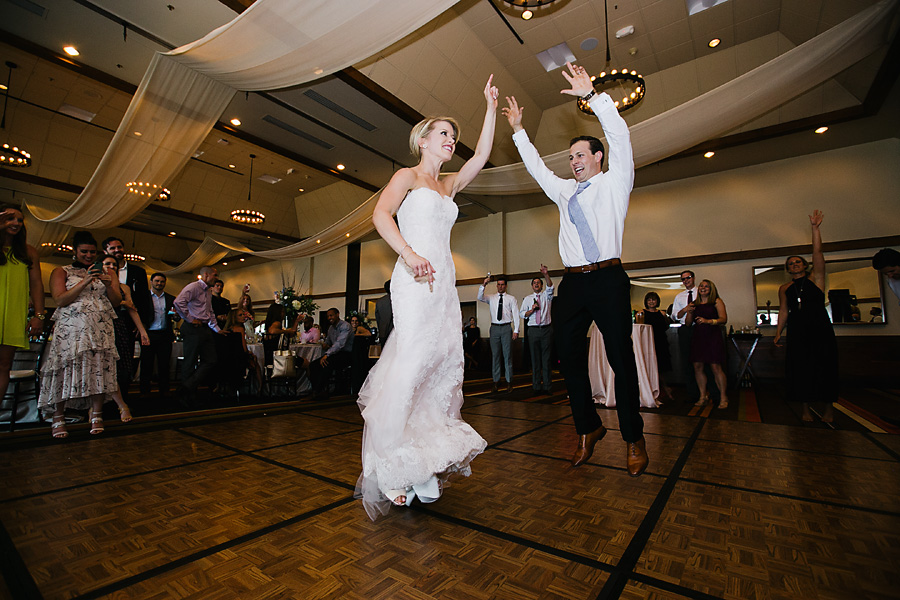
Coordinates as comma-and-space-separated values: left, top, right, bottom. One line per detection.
447, 75, 499, 197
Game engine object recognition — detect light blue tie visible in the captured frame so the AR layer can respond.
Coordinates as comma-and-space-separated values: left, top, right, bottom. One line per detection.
568, 182, 601, 263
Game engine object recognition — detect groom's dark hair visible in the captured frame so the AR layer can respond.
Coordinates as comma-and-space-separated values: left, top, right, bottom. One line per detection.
569, 135, 606, 169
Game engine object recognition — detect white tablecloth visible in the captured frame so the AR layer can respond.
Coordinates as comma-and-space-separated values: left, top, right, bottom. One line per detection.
290, 343, 323, 363
248, 343, 265, 368
589, 323, 660, 408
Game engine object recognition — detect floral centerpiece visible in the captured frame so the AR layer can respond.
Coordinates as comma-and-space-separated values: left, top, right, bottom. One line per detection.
274, 271, 318, 325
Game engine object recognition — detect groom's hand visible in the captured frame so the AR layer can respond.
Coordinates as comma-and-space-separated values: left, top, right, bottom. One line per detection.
502, 96, 524, 133
560, 61, 594, 98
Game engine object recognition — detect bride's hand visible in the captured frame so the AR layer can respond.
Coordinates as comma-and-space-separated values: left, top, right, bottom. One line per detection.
406, 252, 435, 287
483, 74, 498, 110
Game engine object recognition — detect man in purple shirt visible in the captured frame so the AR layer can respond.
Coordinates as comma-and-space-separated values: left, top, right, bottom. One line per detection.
174, 266, 220, 402
309, 307, 352, 399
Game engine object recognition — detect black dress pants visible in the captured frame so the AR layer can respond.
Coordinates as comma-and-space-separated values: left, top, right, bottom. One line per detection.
140, 330, 173, 395
552, 264, 643, 442
180, 323, 217, 391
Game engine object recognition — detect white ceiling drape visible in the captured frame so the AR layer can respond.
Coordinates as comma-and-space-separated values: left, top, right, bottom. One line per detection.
27, 0, 459, 228
152, 0, 898, 274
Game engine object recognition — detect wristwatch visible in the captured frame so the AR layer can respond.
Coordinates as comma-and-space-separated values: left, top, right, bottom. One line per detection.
582, 90, 596, 102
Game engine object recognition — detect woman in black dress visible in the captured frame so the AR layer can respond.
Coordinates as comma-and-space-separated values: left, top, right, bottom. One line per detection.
640, 292, 673, 403
687, 279, 728, 409
774, 210, 836, 423
462, 316, 481, 369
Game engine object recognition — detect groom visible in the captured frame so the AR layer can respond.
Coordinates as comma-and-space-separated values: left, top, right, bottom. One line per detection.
502, 62, 648, 476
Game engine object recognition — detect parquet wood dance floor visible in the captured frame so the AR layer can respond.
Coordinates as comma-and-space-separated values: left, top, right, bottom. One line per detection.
1, 397, 898, 600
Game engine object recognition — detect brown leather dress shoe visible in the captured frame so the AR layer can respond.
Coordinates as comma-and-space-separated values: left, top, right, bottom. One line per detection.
626, 437, 649, 477
506, 382, 513, 393
570, 425, 607, 467
491, 382, 499, 394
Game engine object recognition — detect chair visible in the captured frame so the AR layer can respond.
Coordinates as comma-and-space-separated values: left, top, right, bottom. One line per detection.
3, 341, 45, 432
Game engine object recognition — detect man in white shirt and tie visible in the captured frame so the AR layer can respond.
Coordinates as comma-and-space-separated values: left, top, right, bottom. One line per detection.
520, 264, 554, 395
671, 270, 700, 402
503, 62, 647, 476
478, 275, 518, 394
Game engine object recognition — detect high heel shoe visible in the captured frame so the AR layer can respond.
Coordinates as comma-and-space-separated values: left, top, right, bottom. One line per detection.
51, 416, 68, 439
90, 410, 104, 435
119, 405, 132, 422
382, 488, 414, 507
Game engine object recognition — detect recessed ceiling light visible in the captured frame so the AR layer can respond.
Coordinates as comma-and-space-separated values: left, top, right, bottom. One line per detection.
815, 126, 828, 134
316, 239, 321, 244
168, 231, 177, 236
345, 233, 350, 237
336, 164, 345, 170
522, 9, 533, 19
708, 38, 721, 48
133, 131, 142, 137
0, 84, 7, 91
298, 188, 304, 192
314, 68, 324, 75
230, 118, 241, 126
63, 45, 79, 56
704, 151, 715, 158
240, 258, 245, 262
222, 262, 228, 266
228, 164, 236, 168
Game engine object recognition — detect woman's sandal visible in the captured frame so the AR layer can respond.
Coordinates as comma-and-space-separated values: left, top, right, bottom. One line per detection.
90, 411, 105, 435
51, 416, 68, 439
119, 405, 133, 423
717, 397, 729, 409
694, 394, 709, 407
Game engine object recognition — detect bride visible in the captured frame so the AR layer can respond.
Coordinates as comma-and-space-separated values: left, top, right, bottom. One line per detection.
355, 75, 499, 519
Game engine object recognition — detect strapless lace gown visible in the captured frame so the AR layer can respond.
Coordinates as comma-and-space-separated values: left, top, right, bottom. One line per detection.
355, 188, 487, 520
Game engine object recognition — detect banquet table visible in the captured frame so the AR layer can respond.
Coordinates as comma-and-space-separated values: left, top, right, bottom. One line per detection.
589, 323, 660, 408
290, 343, 324, 363
247, 343, 264, 369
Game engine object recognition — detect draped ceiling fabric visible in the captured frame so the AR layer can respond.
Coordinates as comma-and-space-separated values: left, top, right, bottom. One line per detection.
26, 0, 897, 272
29, 0, 460, 228
464, 0, 899, 194
156, 0, 898, 274
23, 202, 71, 257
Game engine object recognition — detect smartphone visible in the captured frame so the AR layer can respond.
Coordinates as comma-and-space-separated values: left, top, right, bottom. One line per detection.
91, 260, 105, 274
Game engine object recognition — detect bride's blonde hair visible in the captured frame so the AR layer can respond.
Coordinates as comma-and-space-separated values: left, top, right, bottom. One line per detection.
409, 117, 460, 161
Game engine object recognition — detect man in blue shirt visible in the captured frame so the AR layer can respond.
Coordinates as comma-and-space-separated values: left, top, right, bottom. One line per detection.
310, 307, 352, 398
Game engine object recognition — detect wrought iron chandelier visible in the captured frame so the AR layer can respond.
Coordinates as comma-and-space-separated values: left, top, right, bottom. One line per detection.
231, 153, 266, 225
1, 62, 32, 168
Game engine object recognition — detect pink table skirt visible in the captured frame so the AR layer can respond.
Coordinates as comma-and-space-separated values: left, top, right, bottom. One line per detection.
589, 323, 660, 408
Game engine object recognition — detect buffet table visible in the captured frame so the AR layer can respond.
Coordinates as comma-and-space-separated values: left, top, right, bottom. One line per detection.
589, 323, 660, 408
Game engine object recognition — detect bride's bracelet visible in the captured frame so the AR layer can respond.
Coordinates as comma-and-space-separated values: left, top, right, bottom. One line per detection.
400, 244, 413, 259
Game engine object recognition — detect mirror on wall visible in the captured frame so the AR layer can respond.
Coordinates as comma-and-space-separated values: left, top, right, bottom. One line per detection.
753, 258, 886, 326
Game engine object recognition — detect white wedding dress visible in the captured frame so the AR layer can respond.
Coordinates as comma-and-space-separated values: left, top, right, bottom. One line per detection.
355, 187, 487, 520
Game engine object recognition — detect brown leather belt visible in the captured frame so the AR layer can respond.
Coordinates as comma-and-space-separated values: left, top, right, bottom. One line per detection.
564, 258, 621, 274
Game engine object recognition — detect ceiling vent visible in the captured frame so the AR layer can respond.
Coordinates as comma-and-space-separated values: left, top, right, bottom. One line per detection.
686, 0, 731, 16
302, 90, 376, 131
263, 115, 334, 150
258, 174, 282, 184
536, 42, 576, 72
58, 104, 95, 123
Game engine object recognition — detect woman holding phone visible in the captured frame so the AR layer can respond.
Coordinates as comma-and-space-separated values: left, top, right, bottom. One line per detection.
38, 231, 122, 438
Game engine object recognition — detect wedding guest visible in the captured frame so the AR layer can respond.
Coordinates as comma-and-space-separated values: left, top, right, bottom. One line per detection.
211, 279, 231, 330
519, 264, 554, 394
478, 274, 518, 393
872, 248, 900, 305
687, 280, 728, 409
299, 315, 320, 343
671, 270, 700, 402
102, 236, 149, 327
349, 315, 373, 394
774, 210, 837, 423
218, 308, 264, 394
374, 280, 394, 342
39, 231, 122, 438
462, 316, 481, 370
102, 253, 149, 418
310, 307, 352, 399
0, 204, 45, 405
640, 291, 674, 403
139, 272, 177, 397
173, 266, 220, 402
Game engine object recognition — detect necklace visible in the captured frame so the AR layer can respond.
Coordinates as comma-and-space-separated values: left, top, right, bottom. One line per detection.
795, 277, 806, 310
